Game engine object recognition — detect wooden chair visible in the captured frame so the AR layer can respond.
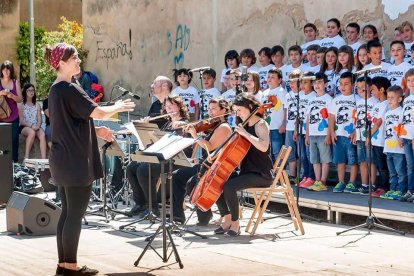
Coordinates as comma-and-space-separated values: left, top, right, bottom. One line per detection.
244, 145, 304, 236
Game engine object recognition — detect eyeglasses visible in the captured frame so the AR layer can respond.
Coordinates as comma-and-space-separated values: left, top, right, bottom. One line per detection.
27, 89, 35, 92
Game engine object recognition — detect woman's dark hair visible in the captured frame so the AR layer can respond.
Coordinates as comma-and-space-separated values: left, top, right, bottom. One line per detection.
335, 45, 354, 74
0, 60, 16, 79
162, 94, 190, 120
172, 68, 193, 86
22, 83, 36, 105
355, 44, 370, 71
209, 97, 230, 120
233, 92, 263, 124
224, 50, 240, 67
44, 44, 77, 70
319, 46, 338, 73
327, 18, 342, 37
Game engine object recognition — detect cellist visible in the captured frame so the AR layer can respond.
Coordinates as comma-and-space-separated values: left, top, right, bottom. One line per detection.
170, 97, 232, 225
214, 93, 273, 236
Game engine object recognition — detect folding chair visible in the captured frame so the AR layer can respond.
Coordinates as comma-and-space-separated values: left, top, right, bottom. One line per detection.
244, 145, 304, 236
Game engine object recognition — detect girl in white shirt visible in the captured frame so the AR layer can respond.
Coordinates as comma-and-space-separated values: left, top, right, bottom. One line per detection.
319, 18, 346, 49
319, 47, 338, 96
220, 50, 240, 92
245, 71, 263, 103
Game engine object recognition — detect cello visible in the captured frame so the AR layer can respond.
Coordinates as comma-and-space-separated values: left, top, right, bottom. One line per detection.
190, 102, 274, 212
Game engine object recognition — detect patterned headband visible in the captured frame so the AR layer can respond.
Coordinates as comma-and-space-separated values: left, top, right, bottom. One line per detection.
49, 43, 69, 70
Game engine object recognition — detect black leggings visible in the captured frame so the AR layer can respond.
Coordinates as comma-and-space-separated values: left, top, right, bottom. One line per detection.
216, 173, 272, 221
57, 185, 92, 263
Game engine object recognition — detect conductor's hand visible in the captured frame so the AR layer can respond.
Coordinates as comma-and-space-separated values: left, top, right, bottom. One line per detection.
114, 99, 135, 113
96, 126, 114, 142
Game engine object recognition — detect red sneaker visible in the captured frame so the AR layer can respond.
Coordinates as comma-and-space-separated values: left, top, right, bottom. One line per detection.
300, 178, 314, 188
371, 188, 385, 198
299, 177, 308, 186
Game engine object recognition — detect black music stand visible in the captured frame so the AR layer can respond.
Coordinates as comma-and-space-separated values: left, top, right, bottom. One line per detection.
87, 138, 129, 222
134, 133, 197, 269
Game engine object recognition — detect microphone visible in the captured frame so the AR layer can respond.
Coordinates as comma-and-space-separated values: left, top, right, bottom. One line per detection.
189, 66, 211, 72
117, 85, 140, 100
355, 65, 382, 75
241, 66, 248, 82
290, 76, 316, 82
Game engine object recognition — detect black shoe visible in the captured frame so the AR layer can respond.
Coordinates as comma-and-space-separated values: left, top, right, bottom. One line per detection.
127, 204, 146, 217
214, 226, 227, 235
226, 227, 241, 236
196, 210, 213, 226
62, 265, 99, 275
55, 265, 64, 276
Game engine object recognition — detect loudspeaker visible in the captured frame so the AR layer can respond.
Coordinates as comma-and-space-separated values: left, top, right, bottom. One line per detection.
0, 123, 13, 203
6, 191, 62, 235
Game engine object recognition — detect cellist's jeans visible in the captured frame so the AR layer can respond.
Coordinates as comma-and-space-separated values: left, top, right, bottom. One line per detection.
216, 172, 272, 221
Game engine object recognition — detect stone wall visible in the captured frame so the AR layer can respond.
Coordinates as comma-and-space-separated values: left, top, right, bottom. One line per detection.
0, 0, 20, 72
82, 0, 414, 115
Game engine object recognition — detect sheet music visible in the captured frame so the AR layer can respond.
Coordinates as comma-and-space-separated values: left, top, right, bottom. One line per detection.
144, 133, 196, 161
123, 122, 145, 150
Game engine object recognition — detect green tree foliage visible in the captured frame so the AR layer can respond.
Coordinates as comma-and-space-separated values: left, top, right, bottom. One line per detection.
16, 17, 88, 99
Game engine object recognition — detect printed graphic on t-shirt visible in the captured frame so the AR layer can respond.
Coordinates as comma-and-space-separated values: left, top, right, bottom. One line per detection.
329, 95, 356, 137
307, 94, 332, 136
383, 107, 404, 154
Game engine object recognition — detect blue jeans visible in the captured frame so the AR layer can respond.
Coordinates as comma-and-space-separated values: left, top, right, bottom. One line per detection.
372, 146, 389, 190
357, 141, 371, 163
386, 153, 407, 192
300, 134, 315, 179
285, 131, 297, 162
403, 139, 414, 191
270, 129, 284, 163
333, 136, 358, 165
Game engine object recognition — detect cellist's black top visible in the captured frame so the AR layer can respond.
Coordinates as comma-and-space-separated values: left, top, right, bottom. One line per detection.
240, 120, 273, 180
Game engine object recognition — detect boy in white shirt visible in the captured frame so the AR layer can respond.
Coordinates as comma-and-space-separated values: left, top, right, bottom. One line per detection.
282, 45, 305, 92
380, 85, 407, 200
301, 23, 321, 63
398, 21, 414, 62
352, 77, 379, 194
346, 22, 362, 58
363, 40, 391, 78
388, 40, 411, 87
258, 47, 274, 90
369, 77, 391, 197
329, 72, 358, 192
305, 73, 332, 191
302, 44, 321, 73
265, 68, 286, 162
200, 69, 221, 119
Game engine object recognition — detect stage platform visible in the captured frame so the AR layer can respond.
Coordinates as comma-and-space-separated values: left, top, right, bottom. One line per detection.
245, 186, 414, 225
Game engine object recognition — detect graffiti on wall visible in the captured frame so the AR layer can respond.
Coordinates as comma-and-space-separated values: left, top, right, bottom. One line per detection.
166, 24, 190, 68
95, 29, 133, 69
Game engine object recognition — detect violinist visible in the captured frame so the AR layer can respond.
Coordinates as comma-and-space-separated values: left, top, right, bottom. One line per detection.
170, 97, 232, 224
214, 93, 273, 236
126, 94, 189, 217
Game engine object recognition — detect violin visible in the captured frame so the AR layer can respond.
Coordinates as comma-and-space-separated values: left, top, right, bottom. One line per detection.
178, 112, 232, 133
190, 102, 274, 211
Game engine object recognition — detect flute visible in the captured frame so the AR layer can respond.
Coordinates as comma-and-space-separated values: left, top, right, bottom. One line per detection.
132, 112, 177, 123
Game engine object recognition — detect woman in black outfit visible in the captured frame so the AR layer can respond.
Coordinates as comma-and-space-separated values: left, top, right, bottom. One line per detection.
45, 43, 135, 276
214, 93, 273, 236
171, 97, 232, 224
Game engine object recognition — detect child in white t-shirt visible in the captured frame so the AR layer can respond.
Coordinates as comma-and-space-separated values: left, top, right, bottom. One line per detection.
258, 47, 274, 90
220, 50, 240, 92
352, 77, 379, 194
363, 40, 391, 78
346, 22, 362, 58
222, 69, 241, 127
388, 40, 411, 87
319, 18, 346, 49
305, 73, 332, 191
355, 44, 370, 71
301, 23, 321, 63
380, 86, 407, 200
320, 47, 338, 96
398, 21, 414, 62
369, 77, 391, 197
172, 68, 200, 121
362, 25, 386, 61
333, 45, 356, 96
200, 69, 221, 119
239, 48, 260, 73
282, 45, 305, 92
302, 44, 321, 73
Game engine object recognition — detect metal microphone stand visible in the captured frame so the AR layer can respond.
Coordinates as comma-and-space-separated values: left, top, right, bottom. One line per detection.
337, 72, 404, 236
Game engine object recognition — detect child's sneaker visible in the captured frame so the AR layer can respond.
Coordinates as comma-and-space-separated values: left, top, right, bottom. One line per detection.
399, 190, 413, 202
388, 191, 403, 200
371, 188, 385, 198
358, 185, 370, 195
333, 182, 346, 193
289, 176, 298, 185
299, 177, 308, 186
344, 183, 358, 193
300, 178, 314, 188
307, 181, 328, 191
380, 190, 395, 200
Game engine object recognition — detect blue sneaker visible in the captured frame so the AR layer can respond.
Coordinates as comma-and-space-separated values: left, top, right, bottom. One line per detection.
344, 183, 359, 193
388, 191, 403, 200
333, 182, 346, 193
380, 190, 395, 200
358, 185, 370, 195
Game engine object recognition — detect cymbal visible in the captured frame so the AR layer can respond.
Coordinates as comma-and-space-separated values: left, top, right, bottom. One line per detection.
94, 118, 121, 122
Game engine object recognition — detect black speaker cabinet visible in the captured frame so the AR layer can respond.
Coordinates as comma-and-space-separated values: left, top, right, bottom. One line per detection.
6, 191, 62, 235
0, 123, 13, 203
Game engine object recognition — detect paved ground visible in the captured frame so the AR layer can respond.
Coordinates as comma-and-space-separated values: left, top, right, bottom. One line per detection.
0, 202, 414, 276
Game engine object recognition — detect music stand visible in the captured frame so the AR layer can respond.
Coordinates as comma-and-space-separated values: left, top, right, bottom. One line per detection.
134, 134, 197, 269
87, 138, 129, 222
